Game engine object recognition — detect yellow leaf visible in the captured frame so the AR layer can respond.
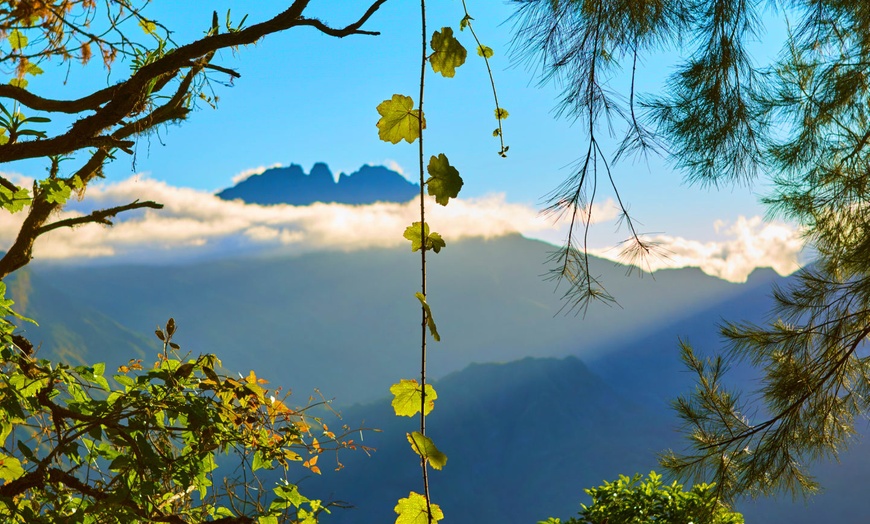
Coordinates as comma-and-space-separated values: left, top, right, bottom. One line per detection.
394, 492, 444, 524
376, 94, 425, 144
390, 379, 437, 417
8, 30, 27, 51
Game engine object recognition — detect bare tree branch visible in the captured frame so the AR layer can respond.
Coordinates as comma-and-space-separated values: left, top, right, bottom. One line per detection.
38, 200, 163, 234
0, 83, 121, 114
0, 0, 389, 164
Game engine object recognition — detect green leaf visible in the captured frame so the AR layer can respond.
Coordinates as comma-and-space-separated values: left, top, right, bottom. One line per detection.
258, 516, 278, 524
390, 379, 437, 417
8, 30, 27, 51
114, 375, 135, 388
426, 154, 463, 206
415, 292, 441, 341
16, 440, 34, 462
270, 484, 309, 509
40, 179, 71, 205
403, 222, 427, 252
25, 63, 42, 76
403, 222, 445, 254
252, 450, 273, 471
427, 231, 445, 253
0, 454, 23, 482
394, 492, 444, 524
407, 432, 447, 470
9, 78, 27, 89
0, 186, 31, 213
429, 27, 467, 78
495, 107, 509, 120
106, 391, 123, 407
376, 94, 425, 144
477, 45, 494, 59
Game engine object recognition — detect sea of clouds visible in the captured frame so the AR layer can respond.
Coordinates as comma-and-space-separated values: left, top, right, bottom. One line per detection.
0, 173, 805, 282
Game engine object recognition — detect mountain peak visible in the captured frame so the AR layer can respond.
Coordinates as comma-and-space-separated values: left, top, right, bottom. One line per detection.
217, 162, 418, 206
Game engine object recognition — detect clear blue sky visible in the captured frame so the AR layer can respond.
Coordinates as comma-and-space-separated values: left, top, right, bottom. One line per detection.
8, 0, 787, 255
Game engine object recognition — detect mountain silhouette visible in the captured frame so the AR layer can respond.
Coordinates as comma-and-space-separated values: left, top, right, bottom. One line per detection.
216, 163, 419, 205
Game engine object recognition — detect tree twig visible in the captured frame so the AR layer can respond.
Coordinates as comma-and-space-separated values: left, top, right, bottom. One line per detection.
37, 200, 163, 235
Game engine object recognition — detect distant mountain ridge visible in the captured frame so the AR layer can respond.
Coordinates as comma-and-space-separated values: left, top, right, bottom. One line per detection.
216, 162, 419, 205
17, 235, 870, 522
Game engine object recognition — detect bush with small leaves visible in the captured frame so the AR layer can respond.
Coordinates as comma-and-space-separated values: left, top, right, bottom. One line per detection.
539, 471, 744, 524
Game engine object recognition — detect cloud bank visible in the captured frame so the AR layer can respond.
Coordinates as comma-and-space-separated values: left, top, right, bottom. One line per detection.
0, 175, 806, 281
589, 216, 805, 282
3, 175, 557, 263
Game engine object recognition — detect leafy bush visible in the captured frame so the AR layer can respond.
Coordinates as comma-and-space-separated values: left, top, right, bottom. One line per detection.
540, 471, 744, 524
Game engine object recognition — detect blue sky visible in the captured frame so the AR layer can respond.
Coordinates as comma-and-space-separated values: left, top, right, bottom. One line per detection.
0, 1, 805, 280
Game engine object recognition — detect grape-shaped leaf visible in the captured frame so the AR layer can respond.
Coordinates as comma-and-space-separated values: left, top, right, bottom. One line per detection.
25, 63, 42, 76
0, 186, 31, 213
477, 45, 494, 59
415, 292, 441, 342
407, 432, 448, 470
430, 27, 467, 78
390, 379, 437, 417
395, 492, 444, 524
426, 154, 463, 206
8, 30, 27, 51
377, 94, 425, 144
403, 222, 446, 253
495, 107, 509, 120
403, 222, 427, 252
427, 231, 445, 253
0, 454, 23, 482
40, 179, 71, 205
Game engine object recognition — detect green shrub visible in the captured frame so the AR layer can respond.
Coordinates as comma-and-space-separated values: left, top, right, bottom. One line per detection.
540, 471, 744, 524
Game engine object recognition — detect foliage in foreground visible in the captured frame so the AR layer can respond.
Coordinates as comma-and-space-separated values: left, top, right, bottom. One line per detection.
0, 318, 359, 523
0, 0, 388, 521
539, 471, 743, 524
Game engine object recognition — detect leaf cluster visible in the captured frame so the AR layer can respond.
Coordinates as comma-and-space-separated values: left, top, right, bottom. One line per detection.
539, 471, 743, 524
0, 317, 362, 523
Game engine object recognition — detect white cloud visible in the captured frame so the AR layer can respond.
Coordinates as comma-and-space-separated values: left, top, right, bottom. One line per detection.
0, 176, 807, 280
8, 175, 559, 262
590, 216, 804, 282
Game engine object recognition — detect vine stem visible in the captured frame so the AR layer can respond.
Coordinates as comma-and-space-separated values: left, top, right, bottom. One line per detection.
459, 0, 507, 156
417, 0, 432, 521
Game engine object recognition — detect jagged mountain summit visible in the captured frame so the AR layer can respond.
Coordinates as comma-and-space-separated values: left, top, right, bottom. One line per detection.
216, 162, 419, 205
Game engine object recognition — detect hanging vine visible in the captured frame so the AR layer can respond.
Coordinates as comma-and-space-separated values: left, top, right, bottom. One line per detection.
375, 2, 507, 522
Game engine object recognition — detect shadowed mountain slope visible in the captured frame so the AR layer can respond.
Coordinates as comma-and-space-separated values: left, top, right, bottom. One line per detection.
12, 235, 870, 522
27, 234, 757, 405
